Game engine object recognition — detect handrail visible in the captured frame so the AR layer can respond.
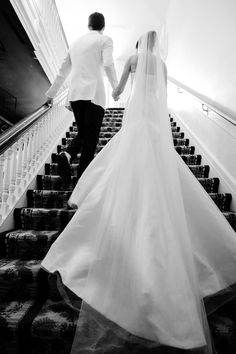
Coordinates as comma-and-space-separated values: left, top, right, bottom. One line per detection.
168, 76, 236, 127
0, 104, 51, 154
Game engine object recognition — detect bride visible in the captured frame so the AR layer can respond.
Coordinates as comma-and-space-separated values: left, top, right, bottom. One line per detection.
42, 31, 236, 353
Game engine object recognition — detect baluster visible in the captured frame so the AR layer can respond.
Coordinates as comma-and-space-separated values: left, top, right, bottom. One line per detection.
38, 118, 45, 161
35, 122, 41, 166
0, 153, 6, 222
22, 134, 29, 186
39, 116, 47, 157
8, 143, 18, 206
47, 110, 52, 147
27, 130, 34, 179
0, 94, 71, 226
48, 110, 53, 143
31, 125, 38, 173
1, 148, 13, 215
49, 109, 56, 144
16, 138, 24, 195
44, 115, 51, 151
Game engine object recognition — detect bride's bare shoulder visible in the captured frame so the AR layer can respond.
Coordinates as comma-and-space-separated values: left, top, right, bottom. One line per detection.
130, 54, 138, 64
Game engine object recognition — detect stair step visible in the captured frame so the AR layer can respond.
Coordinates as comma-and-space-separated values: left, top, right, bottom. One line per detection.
57, 144, 66, 154
208, 313, 236, 353
14, 208, 76, 231
31, 299, 78, 353
0, 259, 41, 301
45, 163, 78, 178
51, 153, 82, 165
68, 125, 122, 135
172, 132, 184, 139
171, 126, 180, 132
62, 137, 114, 148
103, 118, 123, 123
0, 300, 35, 354
198, 178, 220, 193
173, 138, 189, 146
175, 146, 195, 155
102, 121, 122, 128
61, 137, 72, 146
67, 129, 77, 137
37, 175, 77, 191
100, 126, 122, 133
189, 165, 210, 178
3, 229, 60, 259
98, 131, 117, 139
99, 137, 112, 145
209, 193, 232, 212
223, 212, 236, 232
181, 154, 202, 165
27, 190, 72, 208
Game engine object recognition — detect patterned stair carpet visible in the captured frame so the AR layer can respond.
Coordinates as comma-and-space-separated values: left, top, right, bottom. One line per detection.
0, 108, 236, 354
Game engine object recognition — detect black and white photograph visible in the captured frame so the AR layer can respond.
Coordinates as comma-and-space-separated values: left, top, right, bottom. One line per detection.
0, 1, 236, 353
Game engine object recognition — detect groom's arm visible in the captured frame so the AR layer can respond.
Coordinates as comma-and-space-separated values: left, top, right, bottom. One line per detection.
102, 37, 118, 89
45, 53, 72, 101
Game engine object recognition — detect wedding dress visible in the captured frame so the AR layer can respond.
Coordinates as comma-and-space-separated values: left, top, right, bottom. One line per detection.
41, 32, 236, 353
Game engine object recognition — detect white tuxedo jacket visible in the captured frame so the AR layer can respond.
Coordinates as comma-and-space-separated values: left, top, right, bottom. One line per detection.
46, 31, 118, 109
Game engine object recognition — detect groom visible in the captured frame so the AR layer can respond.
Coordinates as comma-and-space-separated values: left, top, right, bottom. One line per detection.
46, 12, 118, 182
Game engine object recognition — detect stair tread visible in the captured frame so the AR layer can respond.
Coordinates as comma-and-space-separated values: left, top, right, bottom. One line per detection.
28, 189, 73, 193
0, 259, 41, 301
32, 299, 78, 334
3, 229, 60, 260
14, 208, 76, 231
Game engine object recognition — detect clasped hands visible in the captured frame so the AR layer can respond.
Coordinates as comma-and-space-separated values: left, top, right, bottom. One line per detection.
112, 87, 121, 102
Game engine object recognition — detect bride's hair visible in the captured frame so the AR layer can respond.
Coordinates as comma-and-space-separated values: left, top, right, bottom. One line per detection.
137, 31, 157, 52
147, 31, 157, 51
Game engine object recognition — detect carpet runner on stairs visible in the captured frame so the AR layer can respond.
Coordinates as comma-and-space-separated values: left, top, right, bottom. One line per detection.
0, 108, 236, 354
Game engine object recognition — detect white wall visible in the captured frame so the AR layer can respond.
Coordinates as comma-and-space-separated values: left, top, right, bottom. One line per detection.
166, 0, 236, 121
56, 0, 170, 59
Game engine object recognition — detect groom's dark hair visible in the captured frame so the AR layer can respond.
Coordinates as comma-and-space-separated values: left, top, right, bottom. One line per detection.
88, 12, 105, 31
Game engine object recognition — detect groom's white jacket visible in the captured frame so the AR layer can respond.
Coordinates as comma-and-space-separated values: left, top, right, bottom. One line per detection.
46, 31, 118, 109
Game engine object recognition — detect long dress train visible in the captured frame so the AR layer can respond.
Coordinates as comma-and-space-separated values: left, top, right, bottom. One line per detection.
41, 33, 236, 353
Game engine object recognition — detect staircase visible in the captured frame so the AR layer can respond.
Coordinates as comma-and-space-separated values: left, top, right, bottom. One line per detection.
0, 108, 236, 354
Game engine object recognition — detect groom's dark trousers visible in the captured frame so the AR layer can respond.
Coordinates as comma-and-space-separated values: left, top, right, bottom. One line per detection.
66, 100, 104, 178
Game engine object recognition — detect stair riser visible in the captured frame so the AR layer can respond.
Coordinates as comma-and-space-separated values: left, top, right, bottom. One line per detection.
182, 155, 202, 165
14, 209, 76, 231
37, 175, 77, 191
210, 194, 232, 212
28, 190, 72, 209
0, 259, 42, 301
198, 178, 219, 193
189, 166, 210, 178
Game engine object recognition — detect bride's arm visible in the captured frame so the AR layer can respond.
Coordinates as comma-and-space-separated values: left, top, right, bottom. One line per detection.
112, 57, 132, 99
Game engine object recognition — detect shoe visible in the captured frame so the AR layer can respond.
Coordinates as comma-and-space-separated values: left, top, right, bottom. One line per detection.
57, 152, 71, 184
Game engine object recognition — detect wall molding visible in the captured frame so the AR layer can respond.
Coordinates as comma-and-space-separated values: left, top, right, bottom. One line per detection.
9, 0, 68, 83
